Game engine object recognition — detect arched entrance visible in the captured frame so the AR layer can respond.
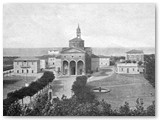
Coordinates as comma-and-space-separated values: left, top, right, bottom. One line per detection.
63, 61, 69, 75
77, 60, 84, 75
70, 61, 76, 75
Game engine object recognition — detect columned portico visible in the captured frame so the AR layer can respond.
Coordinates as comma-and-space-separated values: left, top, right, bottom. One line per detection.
62, 60, 85, 76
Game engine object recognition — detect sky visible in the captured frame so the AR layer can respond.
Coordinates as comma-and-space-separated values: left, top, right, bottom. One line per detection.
3, 3, 155, 48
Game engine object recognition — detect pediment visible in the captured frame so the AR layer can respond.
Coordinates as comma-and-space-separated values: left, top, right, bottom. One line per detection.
61, 48, 85, 53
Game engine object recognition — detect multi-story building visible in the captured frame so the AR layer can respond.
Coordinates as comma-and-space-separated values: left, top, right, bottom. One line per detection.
13, 57, 40, 75
91, 55, 110, 72
116, 49, 145, 74
126, 49, 144, 62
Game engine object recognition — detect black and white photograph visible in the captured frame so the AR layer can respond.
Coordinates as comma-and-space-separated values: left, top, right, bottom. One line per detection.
3, 3, 155, 116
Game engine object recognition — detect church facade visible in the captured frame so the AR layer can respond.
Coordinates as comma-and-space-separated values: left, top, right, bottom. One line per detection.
60, 25, 92, 76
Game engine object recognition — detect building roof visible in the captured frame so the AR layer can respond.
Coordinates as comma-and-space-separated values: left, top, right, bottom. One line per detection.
117, 63, 138, 67
126, 49, 144, 54
38, 54, 61, 59
69, 37, 84, 42
61, 47, 86, 53
91, 54, 110, 58
98, 55, 110, 58
91, 54, 99, 58
14, 57, 40, 62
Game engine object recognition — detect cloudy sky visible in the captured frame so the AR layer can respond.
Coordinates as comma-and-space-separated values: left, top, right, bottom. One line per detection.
3, 3, 155, 48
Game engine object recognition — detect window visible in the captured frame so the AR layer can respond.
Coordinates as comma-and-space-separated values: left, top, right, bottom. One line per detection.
64, 56, 66, 58
17, 62, 19, 65
133, 68, 134, 71
32, 62, 34, 65
22, 70, 24, 73
27, 69, 29, 73
79, 56, 81, 57
53, 63, 54, 65
72, 56, 74, 58
121, 68, 123, 71
32, 70, 34, 73
17, 70, 19, 73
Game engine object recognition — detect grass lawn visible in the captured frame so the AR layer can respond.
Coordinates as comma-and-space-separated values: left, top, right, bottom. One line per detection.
3, 75, 36, 99
87, 69, 155, 109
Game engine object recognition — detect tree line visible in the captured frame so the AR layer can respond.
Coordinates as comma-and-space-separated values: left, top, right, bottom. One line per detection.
3, 71, 55, 116
144, 54, 155, 87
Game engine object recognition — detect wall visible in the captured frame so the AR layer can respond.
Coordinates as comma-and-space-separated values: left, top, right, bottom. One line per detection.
55, 59, 61, 72
99, 58, 110, 67
40, 60, 46, 69
91, 58, 99, 72
48, 57, 56, 68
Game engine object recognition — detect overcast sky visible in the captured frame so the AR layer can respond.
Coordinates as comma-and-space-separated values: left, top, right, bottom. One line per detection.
3, 3, 155, 48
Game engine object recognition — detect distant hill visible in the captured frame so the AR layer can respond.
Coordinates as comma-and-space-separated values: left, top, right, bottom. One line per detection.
3, 47, 155, 57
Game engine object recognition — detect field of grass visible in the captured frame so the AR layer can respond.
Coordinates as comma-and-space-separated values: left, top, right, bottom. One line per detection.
87, 68, 155, 109
3, 75, 36, 99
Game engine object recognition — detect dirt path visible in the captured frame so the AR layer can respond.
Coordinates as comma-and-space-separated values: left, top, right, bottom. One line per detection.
88, 66, 114, 83
51, 76, 76, 99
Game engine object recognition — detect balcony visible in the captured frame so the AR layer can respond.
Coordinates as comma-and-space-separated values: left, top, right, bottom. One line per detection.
20, 65, 31, 68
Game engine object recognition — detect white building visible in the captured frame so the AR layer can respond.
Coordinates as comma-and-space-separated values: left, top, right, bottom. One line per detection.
48, 50, 60, 55
99, 55, 110, 67
116, 63, 140, 74
13, 57, 40, 75
40, 59, 46, 69
126, 49, 144, 62
91, 54, 110, 72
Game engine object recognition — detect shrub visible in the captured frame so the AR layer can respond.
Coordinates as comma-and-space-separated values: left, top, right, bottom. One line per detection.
126, 60, 131, 63
133, 60, 136, 63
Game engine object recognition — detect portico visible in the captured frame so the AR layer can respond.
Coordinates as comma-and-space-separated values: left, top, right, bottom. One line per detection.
62, 60, 85, 76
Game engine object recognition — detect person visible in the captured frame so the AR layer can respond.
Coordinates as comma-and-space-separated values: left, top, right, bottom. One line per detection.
48, 85, 53, 101
99, 87, 101, 92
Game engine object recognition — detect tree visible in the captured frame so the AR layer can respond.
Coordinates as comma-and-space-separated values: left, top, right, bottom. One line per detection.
126, 60, 131, 63
144, 54, 155, 87
72, 76, 95, 103
119, 102, 131, 116
133, 60, 136, 63
138, 61, 143, 66
146, 101, 155, 116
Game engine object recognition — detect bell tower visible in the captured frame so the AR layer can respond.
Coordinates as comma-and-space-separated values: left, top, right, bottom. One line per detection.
76, 24, 81, 38
69, 24, 84, 49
